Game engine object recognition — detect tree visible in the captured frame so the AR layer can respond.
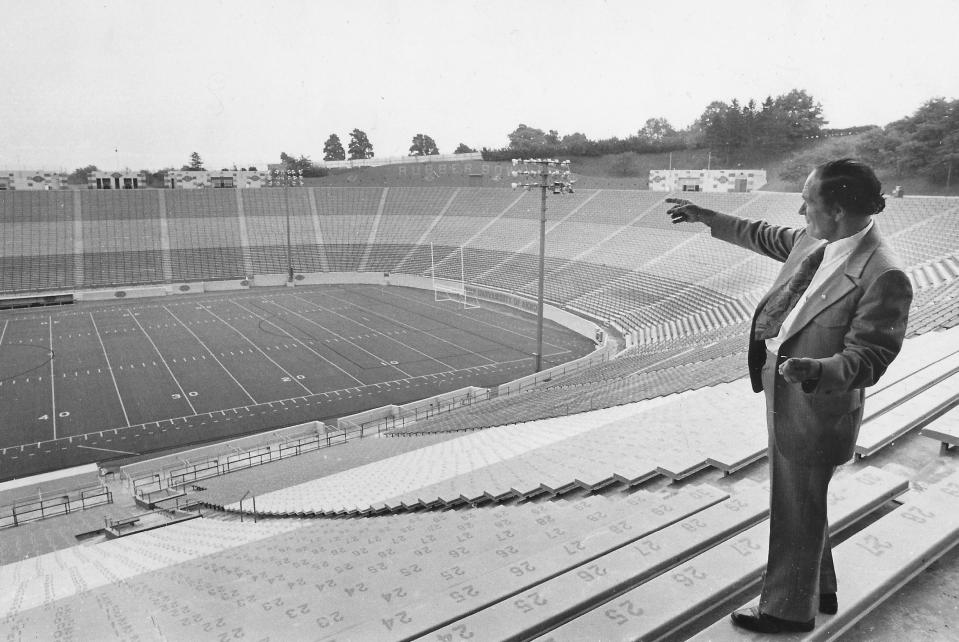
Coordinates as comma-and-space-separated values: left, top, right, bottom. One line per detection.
323, 134, 346, 161
561, 132, 589, 145
67, 165, 98, 185
857, 97, 959, 184
507, 124, 547, 150
638, 118, 675, 142
279, 152, 325, 178
774, 89, 826, 145
779, 143, 853, 186
545, 129, 560, 145
409, 133, 439, 156
753, 96, 778, 150
182, 152, 204, 171
693, 89, 826, 160
348, 129, 374, 160
854, 127, 899, 170
454, 143, 476, 154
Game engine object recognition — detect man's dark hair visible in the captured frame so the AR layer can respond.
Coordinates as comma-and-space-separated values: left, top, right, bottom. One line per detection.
815, 158, 885, 216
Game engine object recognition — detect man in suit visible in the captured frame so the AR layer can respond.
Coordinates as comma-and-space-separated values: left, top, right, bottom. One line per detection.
666, 159, 912, 633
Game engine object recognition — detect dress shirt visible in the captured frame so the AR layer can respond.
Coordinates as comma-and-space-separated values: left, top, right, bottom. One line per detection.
765, 220, 875, 355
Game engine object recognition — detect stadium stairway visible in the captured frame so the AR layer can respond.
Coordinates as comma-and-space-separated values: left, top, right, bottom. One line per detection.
162, 328, 959, 523
214, 388, 767, 517
0, 466, 914, 640
535, 467, 909, 642
0, 516, 306, 630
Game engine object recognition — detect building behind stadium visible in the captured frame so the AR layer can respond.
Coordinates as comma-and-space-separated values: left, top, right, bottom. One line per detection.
649, 168, 767, 192
0, 170, 67, 190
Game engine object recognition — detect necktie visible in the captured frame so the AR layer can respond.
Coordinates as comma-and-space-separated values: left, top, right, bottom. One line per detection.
754, 244, 826, 341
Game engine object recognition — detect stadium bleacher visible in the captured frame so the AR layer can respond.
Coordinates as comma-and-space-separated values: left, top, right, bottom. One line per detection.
1, 186, 958, 639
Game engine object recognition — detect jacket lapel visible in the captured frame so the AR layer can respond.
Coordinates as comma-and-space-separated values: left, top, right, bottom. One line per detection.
782, 225, 882, 341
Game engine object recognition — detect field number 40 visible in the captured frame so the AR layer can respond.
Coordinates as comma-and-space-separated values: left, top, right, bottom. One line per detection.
38, 412, 71, 420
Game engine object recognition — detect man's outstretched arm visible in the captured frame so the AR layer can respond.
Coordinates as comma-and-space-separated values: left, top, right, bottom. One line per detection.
666, 197, 801, 263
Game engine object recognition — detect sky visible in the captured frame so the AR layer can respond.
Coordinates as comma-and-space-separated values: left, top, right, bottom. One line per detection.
1, 0, 957, 173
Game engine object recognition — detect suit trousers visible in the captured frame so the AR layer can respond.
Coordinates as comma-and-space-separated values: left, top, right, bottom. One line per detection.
759, 350, 837, 622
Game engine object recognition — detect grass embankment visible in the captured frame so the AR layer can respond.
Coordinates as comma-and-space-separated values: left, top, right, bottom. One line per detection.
307, 136, 956, 195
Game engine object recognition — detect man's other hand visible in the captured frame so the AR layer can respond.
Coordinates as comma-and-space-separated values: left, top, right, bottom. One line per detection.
666, 198, 712, 225
779, 357, 822, 384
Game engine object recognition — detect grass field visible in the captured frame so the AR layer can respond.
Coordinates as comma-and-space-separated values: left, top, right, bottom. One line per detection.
0, 284, 594, 480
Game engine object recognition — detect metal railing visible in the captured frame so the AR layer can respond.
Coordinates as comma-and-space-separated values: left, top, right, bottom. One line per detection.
0, 485, 113, 529
238, 490, 257, 523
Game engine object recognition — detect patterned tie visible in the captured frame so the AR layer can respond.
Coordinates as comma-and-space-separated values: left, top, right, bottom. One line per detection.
754, 244, 827, 340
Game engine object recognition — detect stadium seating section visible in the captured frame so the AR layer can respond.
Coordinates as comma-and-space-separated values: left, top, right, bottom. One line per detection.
2, 188, 955, 332
1, 186, 958, 640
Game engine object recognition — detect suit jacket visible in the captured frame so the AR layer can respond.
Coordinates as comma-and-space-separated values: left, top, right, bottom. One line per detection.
709, 213, 913, 465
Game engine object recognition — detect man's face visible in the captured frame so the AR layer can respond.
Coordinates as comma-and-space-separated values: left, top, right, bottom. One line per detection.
800, 170, 839, 241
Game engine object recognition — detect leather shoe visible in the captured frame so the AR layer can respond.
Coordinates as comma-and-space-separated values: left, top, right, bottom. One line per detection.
819, 593, 838, 615
730, 607, 815, 633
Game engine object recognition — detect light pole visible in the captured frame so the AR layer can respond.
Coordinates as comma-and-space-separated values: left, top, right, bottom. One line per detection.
511, 158, 573, 372
270, 167, 303, 283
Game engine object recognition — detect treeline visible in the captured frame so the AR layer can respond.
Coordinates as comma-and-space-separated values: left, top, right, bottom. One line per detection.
778, 98, 959, 187
856, 97, 958, 185
483, 89, 829, 162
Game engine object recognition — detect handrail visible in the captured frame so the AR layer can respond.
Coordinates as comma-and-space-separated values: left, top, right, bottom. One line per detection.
237, 490, 256, 523
0, 486, 113, 530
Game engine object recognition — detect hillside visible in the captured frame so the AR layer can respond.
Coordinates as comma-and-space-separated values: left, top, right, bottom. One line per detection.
306, 137, 956, 195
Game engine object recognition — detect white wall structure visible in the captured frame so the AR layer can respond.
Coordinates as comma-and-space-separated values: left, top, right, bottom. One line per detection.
649, 168, 767, 192
88, 170, 148, 190
166, 169, 270, 189
0, 170, 67, 190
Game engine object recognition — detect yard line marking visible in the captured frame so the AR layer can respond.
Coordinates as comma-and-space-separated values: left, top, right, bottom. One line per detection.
373, 284, 568, 351
0, 319, 8, 349
88, 312, 131, 428
231, 300, 366, 385
48, 315, 57, 440
2, 352, 549, 452
127, 307, 196, 415
162, 305, 257, 405
291, 291, 494, 366
197, 303, 314, 396
278, 294, 460, 370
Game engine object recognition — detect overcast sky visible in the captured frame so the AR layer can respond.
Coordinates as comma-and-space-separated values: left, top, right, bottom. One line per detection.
2, 0, 957, 172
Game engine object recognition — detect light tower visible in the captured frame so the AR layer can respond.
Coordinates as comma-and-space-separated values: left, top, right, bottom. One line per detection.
269, 167, 304, 283
511, 158, 574, 372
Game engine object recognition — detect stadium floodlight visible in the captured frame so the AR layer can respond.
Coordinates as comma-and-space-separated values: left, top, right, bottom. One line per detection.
270, 167, 304, 283
511, 158, 574, 373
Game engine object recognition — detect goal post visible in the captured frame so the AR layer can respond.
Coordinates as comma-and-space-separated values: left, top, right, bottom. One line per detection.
430, 243, 480, 309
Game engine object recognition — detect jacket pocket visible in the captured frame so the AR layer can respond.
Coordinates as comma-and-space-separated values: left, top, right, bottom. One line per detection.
810, 388, 862, 413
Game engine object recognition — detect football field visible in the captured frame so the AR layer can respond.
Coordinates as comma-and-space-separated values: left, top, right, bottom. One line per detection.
0, 284, 594, 480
